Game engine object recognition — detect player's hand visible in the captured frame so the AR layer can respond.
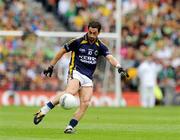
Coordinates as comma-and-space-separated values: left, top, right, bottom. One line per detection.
43, 65, 54, 77
118, 67, 129, 80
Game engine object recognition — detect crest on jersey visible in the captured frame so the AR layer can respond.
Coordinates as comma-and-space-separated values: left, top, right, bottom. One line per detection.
94, 50, 98, 56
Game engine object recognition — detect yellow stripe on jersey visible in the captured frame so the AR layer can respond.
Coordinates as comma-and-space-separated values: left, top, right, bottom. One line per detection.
80, 40, 88, 44
95, 41, 100, 47
69, 51, 75, 75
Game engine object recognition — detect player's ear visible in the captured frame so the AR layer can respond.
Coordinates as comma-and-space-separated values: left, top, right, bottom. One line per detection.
97, 30, 100, 35
98, 28, 101, 33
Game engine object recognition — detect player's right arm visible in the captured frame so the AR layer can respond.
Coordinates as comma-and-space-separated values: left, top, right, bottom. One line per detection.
50, 48, 67, 66
43, 48, 67, 77
43, 38, 79, 77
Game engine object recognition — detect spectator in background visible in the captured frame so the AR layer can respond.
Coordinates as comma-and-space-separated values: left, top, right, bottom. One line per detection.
137, 54, 162, 108
158, 60, 176, 105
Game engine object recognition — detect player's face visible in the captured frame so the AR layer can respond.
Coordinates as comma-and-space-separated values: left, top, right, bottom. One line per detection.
87, 27, 99, 42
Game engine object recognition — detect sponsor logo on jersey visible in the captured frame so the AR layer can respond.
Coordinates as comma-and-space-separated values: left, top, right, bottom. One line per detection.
79, 55, 97, 64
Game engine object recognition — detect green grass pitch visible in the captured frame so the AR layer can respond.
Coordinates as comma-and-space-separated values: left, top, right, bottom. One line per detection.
0, 106, 180, 140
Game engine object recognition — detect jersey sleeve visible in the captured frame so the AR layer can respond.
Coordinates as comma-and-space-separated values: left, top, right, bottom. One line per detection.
99, 42, 111, 57
63, 38, 79, 52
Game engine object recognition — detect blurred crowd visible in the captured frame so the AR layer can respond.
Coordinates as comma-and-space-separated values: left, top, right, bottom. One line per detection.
0, 0, 60, 31
0, 0, 180, 105
57, 0, 116, 32
34, 0, 117, 32
0, 0, 62, 91
120, 0, 180, 92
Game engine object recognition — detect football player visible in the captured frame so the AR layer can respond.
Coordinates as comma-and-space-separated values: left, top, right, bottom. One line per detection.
33, 21, 129, 134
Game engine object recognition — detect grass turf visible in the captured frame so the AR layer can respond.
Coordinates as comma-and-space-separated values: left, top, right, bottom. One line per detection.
0, 106, 180, 140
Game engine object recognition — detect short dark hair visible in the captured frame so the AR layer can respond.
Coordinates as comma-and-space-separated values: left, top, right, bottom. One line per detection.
88, 21, 101, 32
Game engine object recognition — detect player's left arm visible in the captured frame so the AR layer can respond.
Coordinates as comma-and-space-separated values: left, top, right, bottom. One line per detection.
106, 54, 129, 78
99, 41, 129, 78
106, 54, 120, 68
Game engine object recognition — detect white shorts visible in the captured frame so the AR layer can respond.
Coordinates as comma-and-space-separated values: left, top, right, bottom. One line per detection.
69, 70, 93, 87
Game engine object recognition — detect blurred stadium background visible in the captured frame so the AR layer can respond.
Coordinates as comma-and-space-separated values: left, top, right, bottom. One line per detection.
0, 0, 180, 140
0, 0, 179, 107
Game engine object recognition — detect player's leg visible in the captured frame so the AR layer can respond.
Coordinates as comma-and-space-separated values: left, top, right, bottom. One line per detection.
64, 86, 93, 133
74, 86, 93, 120
50, 79, 80, 105
33, 79, 80, 125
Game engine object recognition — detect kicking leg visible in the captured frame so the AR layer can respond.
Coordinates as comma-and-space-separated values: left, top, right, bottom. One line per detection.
64, 86, 93, 133
33, 79, 80, 125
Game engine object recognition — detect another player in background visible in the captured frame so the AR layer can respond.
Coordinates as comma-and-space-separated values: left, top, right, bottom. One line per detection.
33, 21, 129, 133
